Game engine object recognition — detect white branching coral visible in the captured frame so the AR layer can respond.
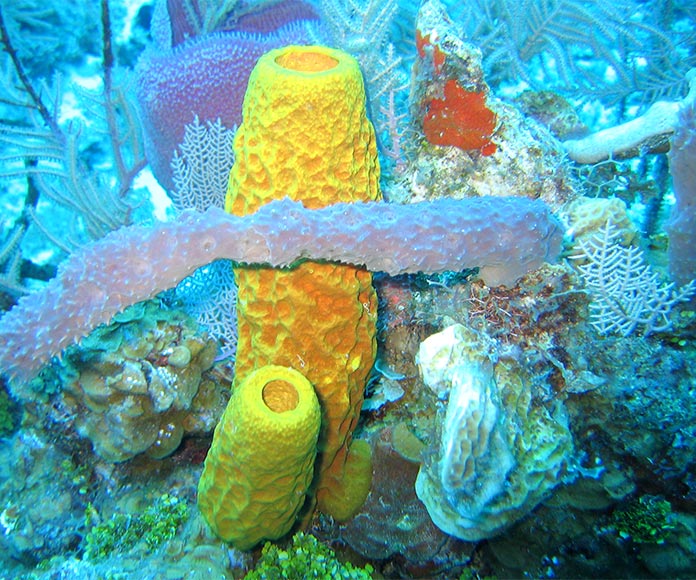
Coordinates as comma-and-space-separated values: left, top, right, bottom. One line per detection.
571, 220, 695, 336
320, 0, 398, 58
0, 223, 26, 296
170, 117, 237, 359
174, 260, 237, 361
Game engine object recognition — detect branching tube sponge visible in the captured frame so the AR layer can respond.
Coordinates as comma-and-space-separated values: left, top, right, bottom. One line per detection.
226, 45, 380, 522
197, 365, 320, 550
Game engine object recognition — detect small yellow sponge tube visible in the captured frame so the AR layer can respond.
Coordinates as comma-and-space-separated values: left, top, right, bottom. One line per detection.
197, 365, 320, 550
226, 45, 380, 522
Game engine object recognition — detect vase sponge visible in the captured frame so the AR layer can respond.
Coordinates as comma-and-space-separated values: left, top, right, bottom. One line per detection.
197, 365, 320, 550
227, 45, 380, 522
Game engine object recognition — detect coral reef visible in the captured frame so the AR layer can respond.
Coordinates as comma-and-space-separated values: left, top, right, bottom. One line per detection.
225, 44, 380, 523
489, 332, 696, 579
403, 0, 578, 211
415, 324, 575, 541
198, 365, 320, 550
3, 0, 696, 577
565, 336, 696, 497
565, 197, 638, 248
0, 419, 244, 578
43, 300, 220, 462
0, 429, 87, 568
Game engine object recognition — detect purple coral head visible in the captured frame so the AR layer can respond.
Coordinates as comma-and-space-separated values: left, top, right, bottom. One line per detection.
136, 0, 321, 191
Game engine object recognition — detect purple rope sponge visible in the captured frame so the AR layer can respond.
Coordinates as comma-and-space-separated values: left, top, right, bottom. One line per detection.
0, 196, 563, 383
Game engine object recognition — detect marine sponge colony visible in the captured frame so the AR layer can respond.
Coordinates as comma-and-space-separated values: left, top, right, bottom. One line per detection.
199, 44, 381, 547
0, 36, 563, 554
2, 0, 696, 576
225, 44, 380, 529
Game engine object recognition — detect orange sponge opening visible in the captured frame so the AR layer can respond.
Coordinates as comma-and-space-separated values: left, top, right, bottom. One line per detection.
262, 379, 300, 413
275, 49, 339, 72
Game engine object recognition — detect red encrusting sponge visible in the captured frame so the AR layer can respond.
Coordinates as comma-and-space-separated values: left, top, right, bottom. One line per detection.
423, 78, 497, 156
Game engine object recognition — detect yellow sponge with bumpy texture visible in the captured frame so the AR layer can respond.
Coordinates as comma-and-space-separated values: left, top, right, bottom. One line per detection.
197, 365, 320, 550
226, 45, 380, 522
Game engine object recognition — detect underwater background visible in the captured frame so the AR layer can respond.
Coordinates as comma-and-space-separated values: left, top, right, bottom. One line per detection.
0, 0, 696, 578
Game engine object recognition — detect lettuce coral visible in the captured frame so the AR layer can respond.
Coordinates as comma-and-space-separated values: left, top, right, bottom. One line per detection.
415, 324, 574, 541
50, 301, 219, 462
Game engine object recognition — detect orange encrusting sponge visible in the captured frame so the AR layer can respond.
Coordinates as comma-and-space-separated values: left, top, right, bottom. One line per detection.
423, 78, 497, 156
197, 365, 321, 550
226, 45, 380, 523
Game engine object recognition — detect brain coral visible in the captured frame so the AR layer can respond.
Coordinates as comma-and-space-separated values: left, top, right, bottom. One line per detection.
135, 0, 320, 190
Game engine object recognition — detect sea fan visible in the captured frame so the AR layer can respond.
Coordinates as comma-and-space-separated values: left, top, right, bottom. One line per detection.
454, 0, 693, 107
174, 260, 237, 361
171, 116, 235, 212
170, 116, 238, 360
571, 220, 695, 336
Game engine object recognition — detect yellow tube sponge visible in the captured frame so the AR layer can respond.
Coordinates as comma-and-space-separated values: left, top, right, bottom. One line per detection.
226, 45, 380, 521
226, 44, 380, 214
197, 365, 320, 550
